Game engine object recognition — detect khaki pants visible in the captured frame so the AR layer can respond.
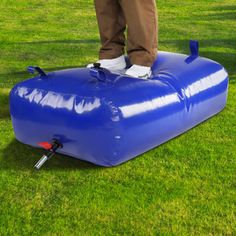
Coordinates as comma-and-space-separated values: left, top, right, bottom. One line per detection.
94, 0, 158, 67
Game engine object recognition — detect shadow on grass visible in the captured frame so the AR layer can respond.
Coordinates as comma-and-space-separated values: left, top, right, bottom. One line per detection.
192, 4, 236, 20
1, 139, 100, 171
2, 38, 100, 86
0, 65, 87, 77
160, 38, 236, 51
211, 4, 236, 11
17, 39, 100, 45
0, 71, 29, 89
43, 65, 88, 71
205, 12, 236, 21
0, 64, 87, 88
160, 38, 236, 75
0, 92, 10, 119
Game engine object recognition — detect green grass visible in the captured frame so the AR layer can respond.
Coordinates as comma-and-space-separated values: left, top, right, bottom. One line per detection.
0, 0, 236, 235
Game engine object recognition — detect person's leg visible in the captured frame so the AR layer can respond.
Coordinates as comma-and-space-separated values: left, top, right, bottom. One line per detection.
119, 0, 158, 67
94, 0, 126, 60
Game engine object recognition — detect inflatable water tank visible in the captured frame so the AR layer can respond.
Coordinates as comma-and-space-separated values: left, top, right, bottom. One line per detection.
10, 41, 229, 168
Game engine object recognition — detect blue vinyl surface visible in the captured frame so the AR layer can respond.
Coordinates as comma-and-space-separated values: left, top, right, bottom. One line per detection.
10, 47, 229, 166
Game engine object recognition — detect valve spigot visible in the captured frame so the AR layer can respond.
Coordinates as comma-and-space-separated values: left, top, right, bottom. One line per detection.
35, 140, 62, 170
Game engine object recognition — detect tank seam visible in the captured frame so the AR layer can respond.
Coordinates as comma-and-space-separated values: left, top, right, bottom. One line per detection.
157, 71, 190, 112
102, 97, 123, 165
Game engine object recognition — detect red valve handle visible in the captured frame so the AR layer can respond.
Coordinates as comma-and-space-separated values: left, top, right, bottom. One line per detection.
38, 142, 52, 150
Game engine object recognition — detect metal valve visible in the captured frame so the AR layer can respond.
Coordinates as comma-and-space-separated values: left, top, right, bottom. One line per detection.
35, 140, 62, 170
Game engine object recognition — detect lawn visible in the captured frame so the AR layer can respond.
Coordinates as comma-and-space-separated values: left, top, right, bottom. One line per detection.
0, 0, 235, 235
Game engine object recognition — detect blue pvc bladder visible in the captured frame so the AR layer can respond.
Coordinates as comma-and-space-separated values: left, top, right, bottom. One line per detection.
10, 41, 229, 167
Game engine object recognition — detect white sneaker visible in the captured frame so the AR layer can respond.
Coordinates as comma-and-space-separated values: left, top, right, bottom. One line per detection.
125, 65, 152, 79
87, 55, 126, 71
